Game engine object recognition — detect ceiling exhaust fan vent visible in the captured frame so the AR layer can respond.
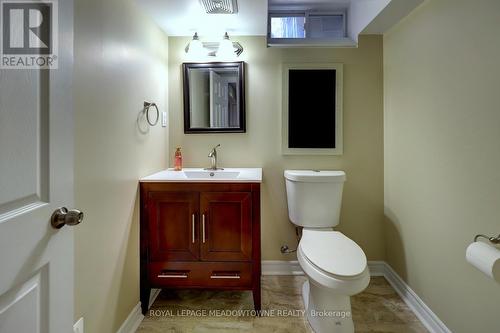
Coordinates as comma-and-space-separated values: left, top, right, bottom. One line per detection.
200, 0, 238, 14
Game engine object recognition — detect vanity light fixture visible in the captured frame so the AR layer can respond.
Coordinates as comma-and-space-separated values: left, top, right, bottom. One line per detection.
217, 32, 236, 59
184, 32, 244, 59
185, 32, 205, 58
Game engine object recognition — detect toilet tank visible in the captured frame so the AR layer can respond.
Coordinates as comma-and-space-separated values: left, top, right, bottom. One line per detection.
284, 170, 346, 228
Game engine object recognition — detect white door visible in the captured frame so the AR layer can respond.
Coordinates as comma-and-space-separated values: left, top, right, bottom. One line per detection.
0, 0, 75, 332
210, 71, 229, 128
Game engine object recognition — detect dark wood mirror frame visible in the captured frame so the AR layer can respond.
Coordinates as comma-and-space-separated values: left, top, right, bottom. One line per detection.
183, 62, 246, 134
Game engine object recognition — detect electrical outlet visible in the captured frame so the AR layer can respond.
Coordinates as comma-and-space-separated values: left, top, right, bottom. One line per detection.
73, 317, 84, 333
162, 111, 167, 127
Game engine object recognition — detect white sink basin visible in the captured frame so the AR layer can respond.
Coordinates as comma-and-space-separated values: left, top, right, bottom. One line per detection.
140, 168, 262, 183
184, 170, 240, 180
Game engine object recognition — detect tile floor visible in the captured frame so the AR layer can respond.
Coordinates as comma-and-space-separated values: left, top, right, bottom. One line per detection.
137, 276, 429, 333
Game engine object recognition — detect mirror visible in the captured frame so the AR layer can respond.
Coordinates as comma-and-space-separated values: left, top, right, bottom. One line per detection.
183, 62, 245, 133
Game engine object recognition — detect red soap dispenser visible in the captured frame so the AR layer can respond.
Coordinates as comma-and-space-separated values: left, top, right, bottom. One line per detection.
174, 147, 182, 171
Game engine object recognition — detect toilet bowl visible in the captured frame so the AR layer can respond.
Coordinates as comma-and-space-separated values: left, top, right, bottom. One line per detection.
284, 170, 370, 333
298, 230, 369, 333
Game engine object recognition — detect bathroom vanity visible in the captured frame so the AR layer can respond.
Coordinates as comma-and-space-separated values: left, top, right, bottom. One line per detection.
139, 168, 262, 315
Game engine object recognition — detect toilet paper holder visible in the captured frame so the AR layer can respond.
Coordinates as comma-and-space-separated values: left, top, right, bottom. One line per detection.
474, 233, 500, 244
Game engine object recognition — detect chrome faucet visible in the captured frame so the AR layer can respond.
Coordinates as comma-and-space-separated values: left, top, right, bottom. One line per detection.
206, 144, 223, 170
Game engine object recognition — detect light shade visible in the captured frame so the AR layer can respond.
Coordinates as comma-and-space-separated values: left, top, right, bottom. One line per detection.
186, 33, 204, 59
217, 32, 235, 60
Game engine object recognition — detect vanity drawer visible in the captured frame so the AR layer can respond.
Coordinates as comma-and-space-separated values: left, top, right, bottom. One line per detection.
149, 262, 253, 288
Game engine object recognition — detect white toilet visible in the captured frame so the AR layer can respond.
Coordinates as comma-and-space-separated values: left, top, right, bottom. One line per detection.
284, 170, 370, 333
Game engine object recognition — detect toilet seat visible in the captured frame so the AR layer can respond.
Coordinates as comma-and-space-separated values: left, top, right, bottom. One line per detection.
300, 230, 367, 279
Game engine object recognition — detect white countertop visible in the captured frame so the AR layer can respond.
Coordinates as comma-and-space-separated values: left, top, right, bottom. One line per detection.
140, 168, 262, 183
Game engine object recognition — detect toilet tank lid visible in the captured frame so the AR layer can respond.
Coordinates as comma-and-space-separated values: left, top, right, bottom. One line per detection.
284, 170, 346, 183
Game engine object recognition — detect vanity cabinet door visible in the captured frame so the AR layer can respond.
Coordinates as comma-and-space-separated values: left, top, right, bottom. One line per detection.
200, 192, 252, 261
147, 191, 199, 261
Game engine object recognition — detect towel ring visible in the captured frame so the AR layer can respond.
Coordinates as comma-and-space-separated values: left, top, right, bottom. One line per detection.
144, 101, 159, 126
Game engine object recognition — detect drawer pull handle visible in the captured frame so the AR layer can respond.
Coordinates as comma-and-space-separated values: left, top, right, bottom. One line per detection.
158, 273, 188, 279
202, 214, 206, 243
210, 274, 240, 279
192, 214, 195, 244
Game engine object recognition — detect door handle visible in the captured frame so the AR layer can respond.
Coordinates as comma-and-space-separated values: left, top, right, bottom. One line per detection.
51, 207, 84, 229
192, 214, 196, 244
202, 213, 206, 243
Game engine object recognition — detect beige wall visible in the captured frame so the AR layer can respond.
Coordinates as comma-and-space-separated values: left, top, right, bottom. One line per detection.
168, 36, 385, 260
73, 0, 168, 332
384, 1, 500, 332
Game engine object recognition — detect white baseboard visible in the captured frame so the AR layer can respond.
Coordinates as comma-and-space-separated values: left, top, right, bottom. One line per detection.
73, 317, 84, 333
116, 303, 144, 333
261, 260, 387, 277
365, 260, 387, 276
149, 288, 161, 308
381, 262, 452, 333
116, 289, 162, 333
262, 260, 452, 333
262, 260, 304, 275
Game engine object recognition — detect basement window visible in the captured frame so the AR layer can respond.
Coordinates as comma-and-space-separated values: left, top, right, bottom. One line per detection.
307, 13, 346, 39
268, 11, 347, 46
270, 14, 306, 39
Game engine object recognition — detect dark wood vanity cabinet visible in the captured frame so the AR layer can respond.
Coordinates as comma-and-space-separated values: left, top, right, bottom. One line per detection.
140, 182, 261, 315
